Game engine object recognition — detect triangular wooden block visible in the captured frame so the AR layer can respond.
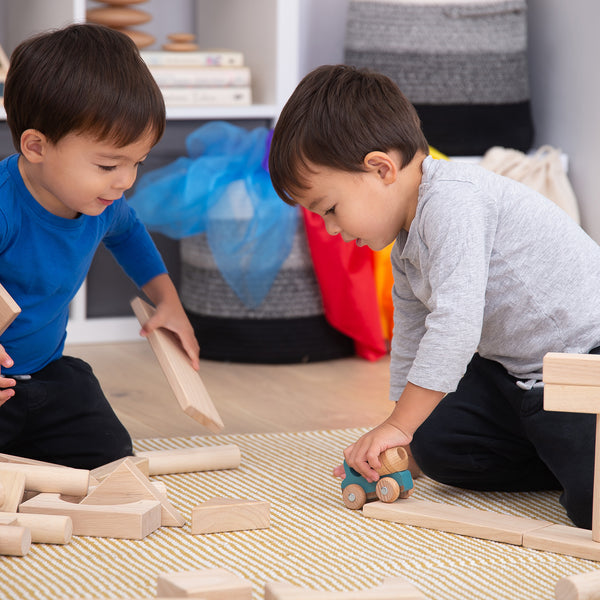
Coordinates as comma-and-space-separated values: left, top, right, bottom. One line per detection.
91, 456, 150, 482
0, 470, 26, 512
130, 297, 224, 433
80, 459, 185, 526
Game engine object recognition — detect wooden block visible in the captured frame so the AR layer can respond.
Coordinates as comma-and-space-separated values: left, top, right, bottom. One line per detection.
156, 567, 252, 598
131, 297, 224, 433
191, 497, 270, 534
264, 577, 426, 600
544, 384, 600, 413
0, 282, 21, 336
0, 524, 30, 556
0, 512, 73, 544
19, 493, 161, 539
91, 456, 150, 482
362, 498, 552, 545
81, 459, 185, 527
0, 514, 16, 525
0, 462, 89, 496
544, 353, 600, 387
0, 469, 26, 512
135, 445, 241, 476
555, 568, 600, 600
523, 523, 600, 561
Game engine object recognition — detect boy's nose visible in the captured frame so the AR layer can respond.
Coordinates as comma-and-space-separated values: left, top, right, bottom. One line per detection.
324, 221, 341, 236
114, 170, 137, 192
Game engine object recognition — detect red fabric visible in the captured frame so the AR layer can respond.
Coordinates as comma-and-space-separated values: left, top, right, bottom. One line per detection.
302, 208, 387, 361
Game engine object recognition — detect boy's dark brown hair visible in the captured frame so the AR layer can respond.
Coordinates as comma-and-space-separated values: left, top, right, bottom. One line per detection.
4, 23, 165, 151
269, 64, 429, 205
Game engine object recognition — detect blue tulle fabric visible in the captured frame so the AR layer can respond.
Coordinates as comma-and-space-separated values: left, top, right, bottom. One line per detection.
128, 121, 298, 309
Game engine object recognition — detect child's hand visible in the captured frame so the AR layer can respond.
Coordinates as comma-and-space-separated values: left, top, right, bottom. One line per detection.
141, 302, 200, 371
0, 344, 16, 406
342, 420, 412, 483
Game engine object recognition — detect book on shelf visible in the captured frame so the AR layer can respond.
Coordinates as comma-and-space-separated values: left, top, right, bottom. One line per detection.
160, 86, 252, 107
149, 66, 251, 88
140, 49, 244, 67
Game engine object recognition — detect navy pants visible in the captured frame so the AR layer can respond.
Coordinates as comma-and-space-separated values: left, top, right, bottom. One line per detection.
411, 349, 600, 529
0, 355, 132, 469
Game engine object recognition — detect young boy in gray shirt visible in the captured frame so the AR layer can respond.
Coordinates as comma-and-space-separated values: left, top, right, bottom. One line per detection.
269, 64, 600, 529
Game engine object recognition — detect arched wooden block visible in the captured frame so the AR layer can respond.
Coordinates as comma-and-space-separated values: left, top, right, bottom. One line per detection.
19, 493, 160, 539
264, 577, 425, 599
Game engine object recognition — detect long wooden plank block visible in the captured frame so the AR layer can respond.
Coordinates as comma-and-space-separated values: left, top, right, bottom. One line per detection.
524, 524, 600, 561
265, 577, 425, 599
362, 498, 552, 545
544, 384, 600, 413
156, 567, 252, 598
543, 353, 600, 387
130, 297, 224, 433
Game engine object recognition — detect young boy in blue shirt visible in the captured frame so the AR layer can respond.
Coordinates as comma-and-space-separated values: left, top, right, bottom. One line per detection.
0, 24, 200, 469
269, 64, 600, 529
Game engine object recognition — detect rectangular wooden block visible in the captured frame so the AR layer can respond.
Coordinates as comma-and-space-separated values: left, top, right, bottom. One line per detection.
523, 523, 600, 561
191, 497, 270, 534
543, 352, 600, 386
544, 384, 600, 413
264, 577, 425, 599
362, 498, 552, 545
156, 567, 252, 599
19, 493, 161, 539
0, 282, 21, 336
131, 297, 224, 433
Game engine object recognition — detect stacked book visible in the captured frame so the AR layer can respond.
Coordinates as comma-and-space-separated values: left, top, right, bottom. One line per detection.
140, 49, 252, 107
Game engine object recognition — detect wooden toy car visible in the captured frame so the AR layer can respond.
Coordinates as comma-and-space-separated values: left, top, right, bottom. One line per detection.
340, 446, 414, 510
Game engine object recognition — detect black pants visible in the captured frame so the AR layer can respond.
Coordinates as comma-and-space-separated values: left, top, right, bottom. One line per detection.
411, 348, 600, 529
0, 355, 132, 470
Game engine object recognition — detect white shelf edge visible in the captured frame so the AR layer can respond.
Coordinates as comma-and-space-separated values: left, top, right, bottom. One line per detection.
166, 104, 279, 120
66, 316, 141, 345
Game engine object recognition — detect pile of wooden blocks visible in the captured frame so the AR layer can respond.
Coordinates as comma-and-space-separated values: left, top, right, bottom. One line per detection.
0, 442, 275, 555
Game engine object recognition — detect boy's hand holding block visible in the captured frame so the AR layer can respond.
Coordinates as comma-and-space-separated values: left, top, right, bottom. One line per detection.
130, 297, 224, 433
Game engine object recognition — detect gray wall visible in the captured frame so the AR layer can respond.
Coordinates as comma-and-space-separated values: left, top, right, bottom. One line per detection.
298, 0, 600, 243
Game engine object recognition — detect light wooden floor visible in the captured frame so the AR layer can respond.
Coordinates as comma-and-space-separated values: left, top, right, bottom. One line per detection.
65, 341, 394, 440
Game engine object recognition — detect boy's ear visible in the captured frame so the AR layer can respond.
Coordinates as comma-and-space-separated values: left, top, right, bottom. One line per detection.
363, 151, 398, 182
20, 129, 48, 163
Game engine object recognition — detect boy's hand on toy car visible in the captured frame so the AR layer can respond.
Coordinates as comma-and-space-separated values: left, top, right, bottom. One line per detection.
342, 421, 412, 482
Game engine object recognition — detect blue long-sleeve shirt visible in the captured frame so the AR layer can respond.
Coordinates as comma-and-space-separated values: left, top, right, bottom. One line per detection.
0, 153, 167, 374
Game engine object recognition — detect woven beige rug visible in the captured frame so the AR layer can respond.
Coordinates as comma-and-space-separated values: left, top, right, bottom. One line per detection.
0, 428, 597, 599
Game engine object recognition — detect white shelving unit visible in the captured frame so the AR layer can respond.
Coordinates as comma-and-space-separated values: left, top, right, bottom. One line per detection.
0, 0, 300, 343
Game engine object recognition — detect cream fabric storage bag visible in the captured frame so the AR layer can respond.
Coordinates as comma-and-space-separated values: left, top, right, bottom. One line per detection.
480, 145, 580, 224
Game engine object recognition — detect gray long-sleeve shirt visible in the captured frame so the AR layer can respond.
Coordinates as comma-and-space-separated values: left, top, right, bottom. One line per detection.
389, 155, 600, 400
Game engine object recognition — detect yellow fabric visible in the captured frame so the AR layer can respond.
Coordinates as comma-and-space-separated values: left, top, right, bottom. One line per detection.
0, 428, 595, 599
374, 147, 449, 342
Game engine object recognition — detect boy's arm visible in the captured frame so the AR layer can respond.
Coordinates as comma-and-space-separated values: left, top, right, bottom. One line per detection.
139, 273, 200, 370
341, 382, 445, 482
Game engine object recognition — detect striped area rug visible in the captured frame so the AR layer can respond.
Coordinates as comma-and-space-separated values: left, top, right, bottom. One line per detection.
0, 428, 597, 599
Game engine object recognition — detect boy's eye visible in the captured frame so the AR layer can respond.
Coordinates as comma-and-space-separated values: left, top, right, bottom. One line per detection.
324, 206, 336, 216
98, 165, 117, 172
